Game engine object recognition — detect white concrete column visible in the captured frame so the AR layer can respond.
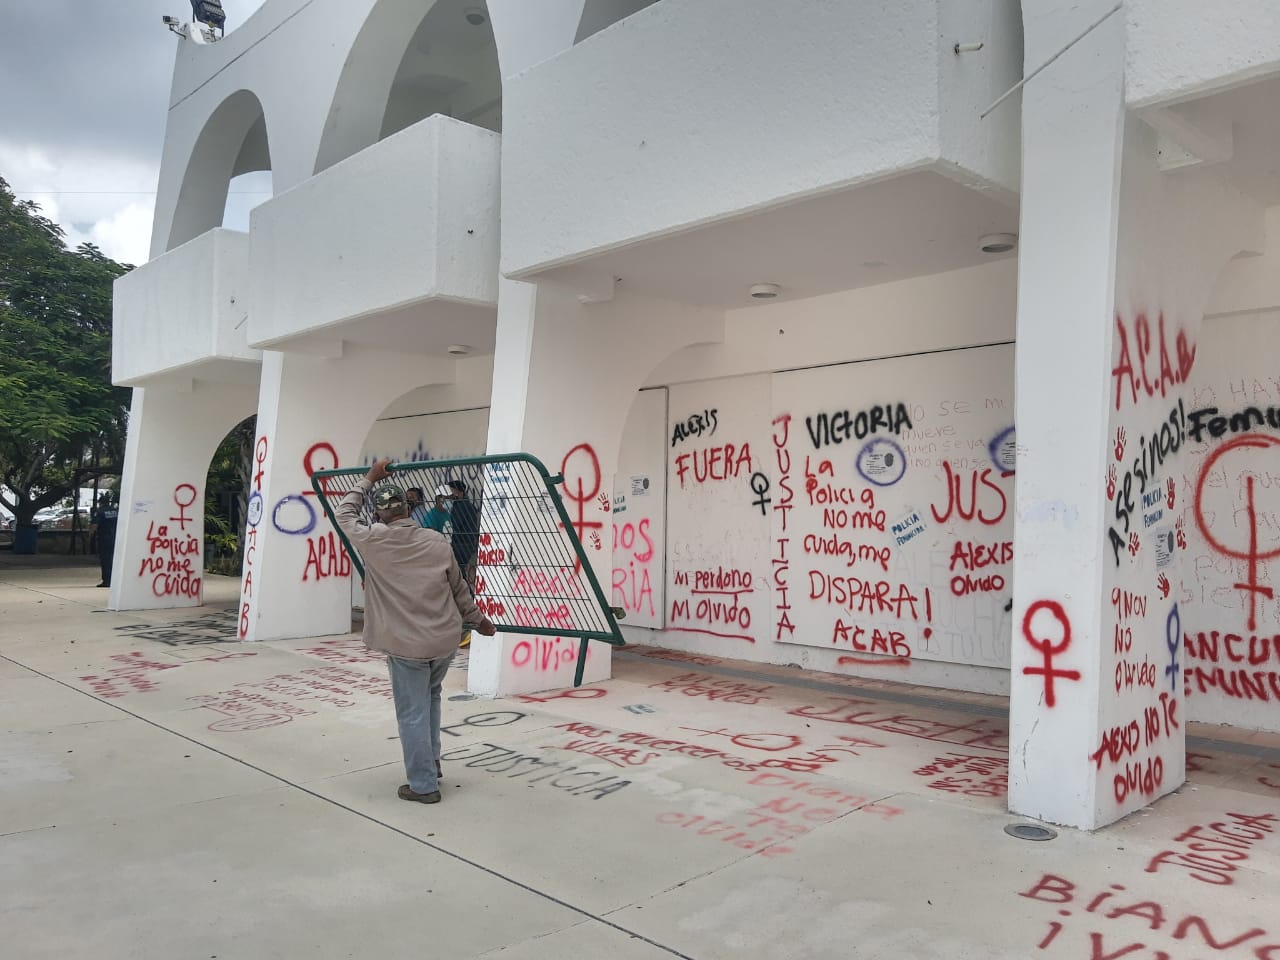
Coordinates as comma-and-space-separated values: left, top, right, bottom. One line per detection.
111, 382, 257, 611
1011, 1, 1262, 828
1009, 0, 1128, 829
468, 278, 722, 696
237, 346, 457, 642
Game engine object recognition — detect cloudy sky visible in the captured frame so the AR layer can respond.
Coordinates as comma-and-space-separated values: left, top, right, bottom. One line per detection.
1, 0, 268, 266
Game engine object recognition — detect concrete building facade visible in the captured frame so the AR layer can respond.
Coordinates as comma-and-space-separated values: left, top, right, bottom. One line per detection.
110, 0, 1280, 829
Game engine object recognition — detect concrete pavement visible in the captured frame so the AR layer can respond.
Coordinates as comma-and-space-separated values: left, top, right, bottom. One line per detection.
2, 557, 1278, 959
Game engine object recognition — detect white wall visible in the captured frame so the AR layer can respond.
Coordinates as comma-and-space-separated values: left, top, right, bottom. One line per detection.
613, 261, 1018, 695
1125, 0, 1280, 108
500, 0, 1022, 276
1179, 310, 1280, 729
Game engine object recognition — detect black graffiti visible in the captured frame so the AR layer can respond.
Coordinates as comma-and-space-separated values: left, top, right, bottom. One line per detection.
671, 409, 719, 447
1107, 402, 1186, 567
805, 404, 913, 450
440, 710, 526, 737
1188, 404, 1280, 444
749, 471, 771, 516
439, 742, 631, 799
112, 611, 239, 646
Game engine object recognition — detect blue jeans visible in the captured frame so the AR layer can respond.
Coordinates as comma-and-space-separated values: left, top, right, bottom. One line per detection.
386, 653, 454, 793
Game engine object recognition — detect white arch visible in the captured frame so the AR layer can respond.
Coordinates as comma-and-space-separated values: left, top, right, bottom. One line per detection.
314, 0, 501, 175
166, 89, 273, 252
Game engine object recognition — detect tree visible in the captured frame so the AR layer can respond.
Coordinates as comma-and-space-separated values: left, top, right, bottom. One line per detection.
0, 176, 132, 529
204, 415, 256, 575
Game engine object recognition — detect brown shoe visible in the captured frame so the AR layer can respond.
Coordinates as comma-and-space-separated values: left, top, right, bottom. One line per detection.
398, 784, 441, 804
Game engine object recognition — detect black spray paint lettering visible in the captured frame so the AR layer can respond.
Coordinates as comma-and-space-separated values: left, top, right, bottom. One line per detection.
671, 409, 719, 447
440, 742, 630, 798
805, 404, 913, 450
1187, 404, 1280, 443
1108, 402, 1186, 567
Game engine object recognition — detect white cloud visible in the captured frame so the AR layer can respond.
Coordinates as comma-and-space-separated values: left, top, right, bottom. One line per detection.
74, 202, 156, 267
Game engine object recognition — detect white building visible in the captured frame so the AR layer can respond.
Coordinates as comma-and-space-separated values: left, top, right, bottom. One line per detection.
110, 0, 1280, 830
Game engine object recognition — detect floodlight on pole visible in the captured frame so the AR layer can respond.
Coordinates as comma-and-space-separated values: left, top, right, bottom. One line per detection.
189, 0, 227, 37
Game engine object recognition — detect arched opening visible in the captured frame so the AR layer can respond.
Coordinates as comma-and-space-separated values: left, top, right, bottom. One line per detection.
167, 89, 273, 250
575, 0, 661, 44
204, 414, 257, 579
315, 0, 501, 174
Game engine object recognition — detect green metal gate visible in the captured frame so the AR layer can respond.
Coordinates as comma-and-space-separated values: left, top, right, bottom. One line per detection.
311, 454, 624, 686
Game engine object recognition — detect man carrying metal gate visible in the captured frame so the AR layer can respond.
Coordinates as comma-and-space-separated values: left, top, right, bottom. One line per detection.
333, 458, 496, 804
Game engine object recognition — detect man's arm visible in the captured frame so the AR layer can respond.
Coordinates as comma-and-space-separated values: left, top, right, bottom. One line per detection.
447, 556, 495, 635
334, 458, 393, 546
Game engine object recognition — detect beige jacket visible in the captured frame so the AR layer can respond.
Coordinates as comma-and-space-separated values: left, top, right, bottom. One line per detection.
336, 478, 483, 661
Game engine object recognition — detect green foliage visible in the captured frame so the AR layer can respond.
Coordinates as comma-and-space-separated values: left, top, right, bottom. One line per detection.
204, 416, 255, 575
0, 176, 132, 525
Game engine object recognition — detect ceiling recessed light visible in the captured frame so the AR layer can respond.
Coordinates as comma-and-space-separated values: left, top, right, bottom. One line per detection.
979, 232, 1018, 254
447, 344, 472, 357
464, 6, 487, 26
749, 282, 781, 300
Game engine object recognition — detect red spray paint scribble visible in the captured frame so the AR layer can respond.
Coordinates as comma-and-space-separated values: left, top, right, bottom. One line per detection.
1020, 600, 1081, 707
301, 441, 341, 498
837, 654, 911, 668
1111, 310, 1197, 410
930, 464, 1011, 526
1144, 811, 1276, 886
1196, 433, 1280, 632
170, 483, 197, 531
561, 443, 603, 574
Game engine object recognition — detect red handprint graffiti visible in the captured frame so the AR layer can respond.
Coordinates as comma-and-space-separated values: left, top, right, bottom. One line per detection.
1166, 478, 1175, 510
1175, 517, 1187, 550
1157, 573, 1170, 599
1128, 532, 1140, 557
1114, 427, 1127, 462
1106, 464, 1117, 501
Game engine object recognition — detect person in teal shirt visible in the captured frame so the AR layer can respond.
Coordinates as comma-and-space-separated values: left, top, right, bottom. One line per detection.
419, 484, 452, 533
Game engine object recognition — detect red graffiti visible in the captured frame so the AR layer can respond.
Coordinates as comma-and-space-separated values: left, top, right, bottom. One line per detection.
1195, 433, 1280, 631
511, 636, 579, 672
1145, 812, 1277, 886
837, 653, 911, 668
1166, 477, 1176, 510
831, 621, 911, 659
79, 652, 181, 698
1182, 629, 1280, 701
138, 520, 201, 600
771, 413, 796, 641
253, 435, 268, 491
301, 441, 341, 498
1021, 600, 1080, 707
1157, 573, 1170, 599
303, 531, 352, 581
930, 464, 1010, 525
561, 443, 603, 574
674, 444, 753, 488
1114, 427, 1127, 461
1111, 311, 1197, 410
1106, 463, 1117, 500
170, 483, 197, 531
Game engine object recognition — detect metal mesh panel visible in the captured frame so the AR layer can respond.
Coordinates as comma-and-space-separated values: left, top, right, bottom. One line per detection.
311, 454, 623, 653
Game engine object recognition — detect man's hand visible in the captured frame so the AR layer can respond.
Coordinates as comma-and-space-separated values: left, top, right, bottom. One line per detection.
476, 617, 497, 637
366, 458, 394, 484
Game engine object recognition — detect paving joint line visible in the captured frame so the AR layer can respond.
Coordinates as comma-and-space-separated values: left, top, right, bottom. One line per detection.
0, 653, 699, 960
